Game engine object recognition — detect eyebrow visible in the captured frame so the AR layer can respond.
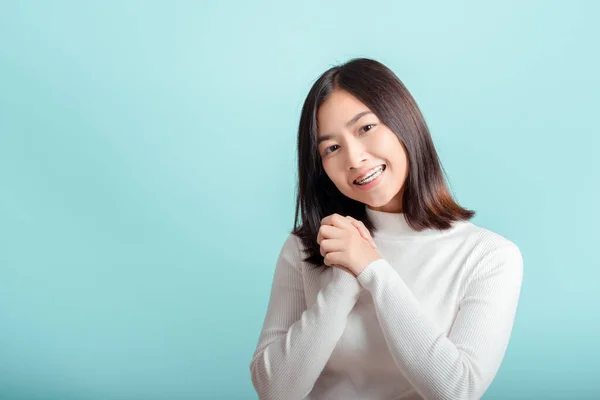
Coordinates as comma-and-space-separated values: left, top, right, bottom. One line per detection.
317, 111, 373, 145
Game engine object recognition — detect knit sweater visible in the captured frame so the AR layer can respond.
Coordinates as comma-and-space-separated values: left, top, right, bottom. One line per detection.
250, 205, 524, 400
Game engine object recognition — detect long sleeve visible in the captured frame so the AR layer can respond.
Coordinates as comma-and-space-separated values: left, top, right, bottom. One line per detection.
356, 243, 524, 400
250, 233, 362, 400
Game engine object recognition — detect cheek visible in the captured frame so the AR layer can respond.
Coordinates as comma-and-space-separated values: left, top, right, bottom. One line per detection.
322, 162, 344, 185
323, 158, 341, 174
382, 143, 409, 177
388, 138, 408, 165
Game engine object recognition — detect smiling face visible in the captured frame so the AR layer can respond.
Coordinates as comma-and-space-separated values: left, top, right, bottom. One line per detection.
316, 88, 409, 213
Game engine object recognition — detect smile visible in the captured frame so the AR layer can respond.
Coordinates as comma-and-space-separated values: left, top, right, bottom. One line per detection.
354, 165, 385, 185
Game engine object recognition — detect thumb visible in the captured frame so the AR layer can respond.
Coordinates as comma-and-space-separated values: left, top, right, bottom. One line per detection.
352, 224, 376, 249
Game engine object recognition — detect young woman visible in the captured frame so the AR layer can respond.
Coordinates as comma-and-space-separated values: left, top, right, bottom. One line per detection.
249, 58, 524, 400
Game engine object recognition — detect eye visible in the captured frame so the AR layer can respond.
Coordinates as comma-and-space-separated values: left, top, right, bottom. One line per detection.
360, 124, 376, 133
323, 144, 339, 155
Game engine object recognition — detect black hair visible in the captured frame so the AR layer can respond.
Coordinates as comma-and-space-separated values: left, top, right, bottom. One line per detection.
292, 58, 475, 270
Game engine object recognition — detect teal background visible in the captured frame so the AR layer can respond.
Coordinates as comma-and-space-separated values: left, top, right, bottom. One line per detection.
1, 1, 598, 399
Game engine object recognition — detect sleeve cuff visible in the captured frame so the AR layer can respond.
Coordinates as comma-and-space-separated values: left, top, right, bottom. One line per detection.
356, 258, 392, 289
330, 266, 363, 298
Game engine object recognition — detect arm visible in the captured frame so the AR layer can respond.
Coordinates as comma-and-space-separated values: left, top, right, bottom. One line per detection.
250, 234, 362, 400
356, 243, 524, 400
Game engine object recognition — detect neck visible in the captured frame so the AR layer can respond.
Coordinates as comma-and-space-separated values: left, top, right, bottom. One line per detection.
365, 205, 458, 239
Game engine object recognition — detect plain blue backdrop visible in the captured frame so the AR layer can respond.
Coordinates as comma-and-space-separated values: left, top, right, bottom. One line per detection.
1, 1, 598, 399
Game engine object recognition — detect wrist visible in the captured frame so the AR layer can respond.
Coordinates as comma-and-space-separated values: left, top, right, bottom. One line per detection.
330, 267, 362, 295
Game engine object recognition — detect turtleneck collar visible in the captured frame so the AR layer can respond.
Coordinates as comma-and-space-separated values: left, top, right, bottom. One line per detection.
365, 204, 461, 239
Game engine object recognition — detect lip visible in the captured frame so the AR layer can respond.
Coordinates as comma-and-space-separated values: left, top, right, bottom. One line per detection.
353, 166, 385, 191
352, 164, 385, 183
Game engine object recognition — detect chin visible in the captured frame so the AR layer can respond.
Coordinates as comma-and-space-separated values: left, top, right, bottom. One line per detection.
361, 196, 390, 208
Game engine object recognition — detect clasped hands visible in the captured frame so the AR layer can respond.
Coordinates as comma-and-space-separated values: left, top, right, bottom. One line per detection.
317, 213, 382, 278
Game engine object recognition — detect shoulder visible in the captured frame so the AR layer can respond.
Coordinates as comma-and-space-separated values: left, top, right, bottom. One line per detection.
280, 232, 303, 254
454, 220, 520, 252
458, 221, 523, 276
276, 232, 305, 271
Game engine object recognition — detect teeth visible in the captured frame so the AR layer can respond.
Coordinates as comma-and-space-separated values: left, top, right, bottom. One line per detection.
355, 165, 384, 185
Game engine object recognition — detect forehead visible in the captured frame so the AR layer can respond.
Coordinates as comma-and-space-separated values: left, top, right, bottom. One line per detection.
317, 89, 370, 128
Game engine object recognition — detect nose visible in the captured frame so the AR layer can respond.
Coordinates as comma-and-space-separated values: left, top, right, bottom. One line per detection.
345, 138, 368, 170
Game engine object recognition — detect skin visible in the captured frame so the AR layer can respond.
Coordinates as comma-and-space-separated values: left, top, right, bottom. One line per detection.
315, 88, 410, 277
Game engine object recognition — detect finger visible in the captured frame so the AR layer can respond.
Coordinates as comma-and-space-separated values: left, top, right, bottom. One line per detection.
324, 251, 343, 268
346, 216, 377, 248
321, 212, 344, 225
317, 224, 333, 245
321, 213, 351, 229
347, 217, 372, 245
319, 238, 344, 257
318, 224, 344, 242
360, 227, 377, 249
320, 214, 332, 226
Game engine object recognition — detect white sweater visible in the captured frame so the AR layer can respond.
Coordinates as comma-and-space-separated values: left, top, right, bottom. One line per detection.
250, 205, 523, 400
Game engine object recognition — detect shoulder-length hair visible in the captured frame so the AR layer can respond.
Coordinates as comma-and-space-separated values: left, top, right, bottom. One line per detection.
291, 58, 475, 270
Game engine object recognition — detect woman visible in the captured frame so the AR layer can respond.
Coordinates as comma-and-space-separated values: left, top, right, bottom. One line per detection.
249, 58, 523, 400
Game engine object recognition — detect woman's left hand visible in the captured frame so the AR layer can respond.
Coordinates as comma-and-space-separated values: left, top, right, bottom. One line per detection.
317, 213, 382, 277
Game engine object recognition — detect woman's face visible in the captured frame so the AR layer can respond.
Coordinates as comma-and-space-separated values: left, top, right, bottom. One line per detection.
316, 89, 409, 213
